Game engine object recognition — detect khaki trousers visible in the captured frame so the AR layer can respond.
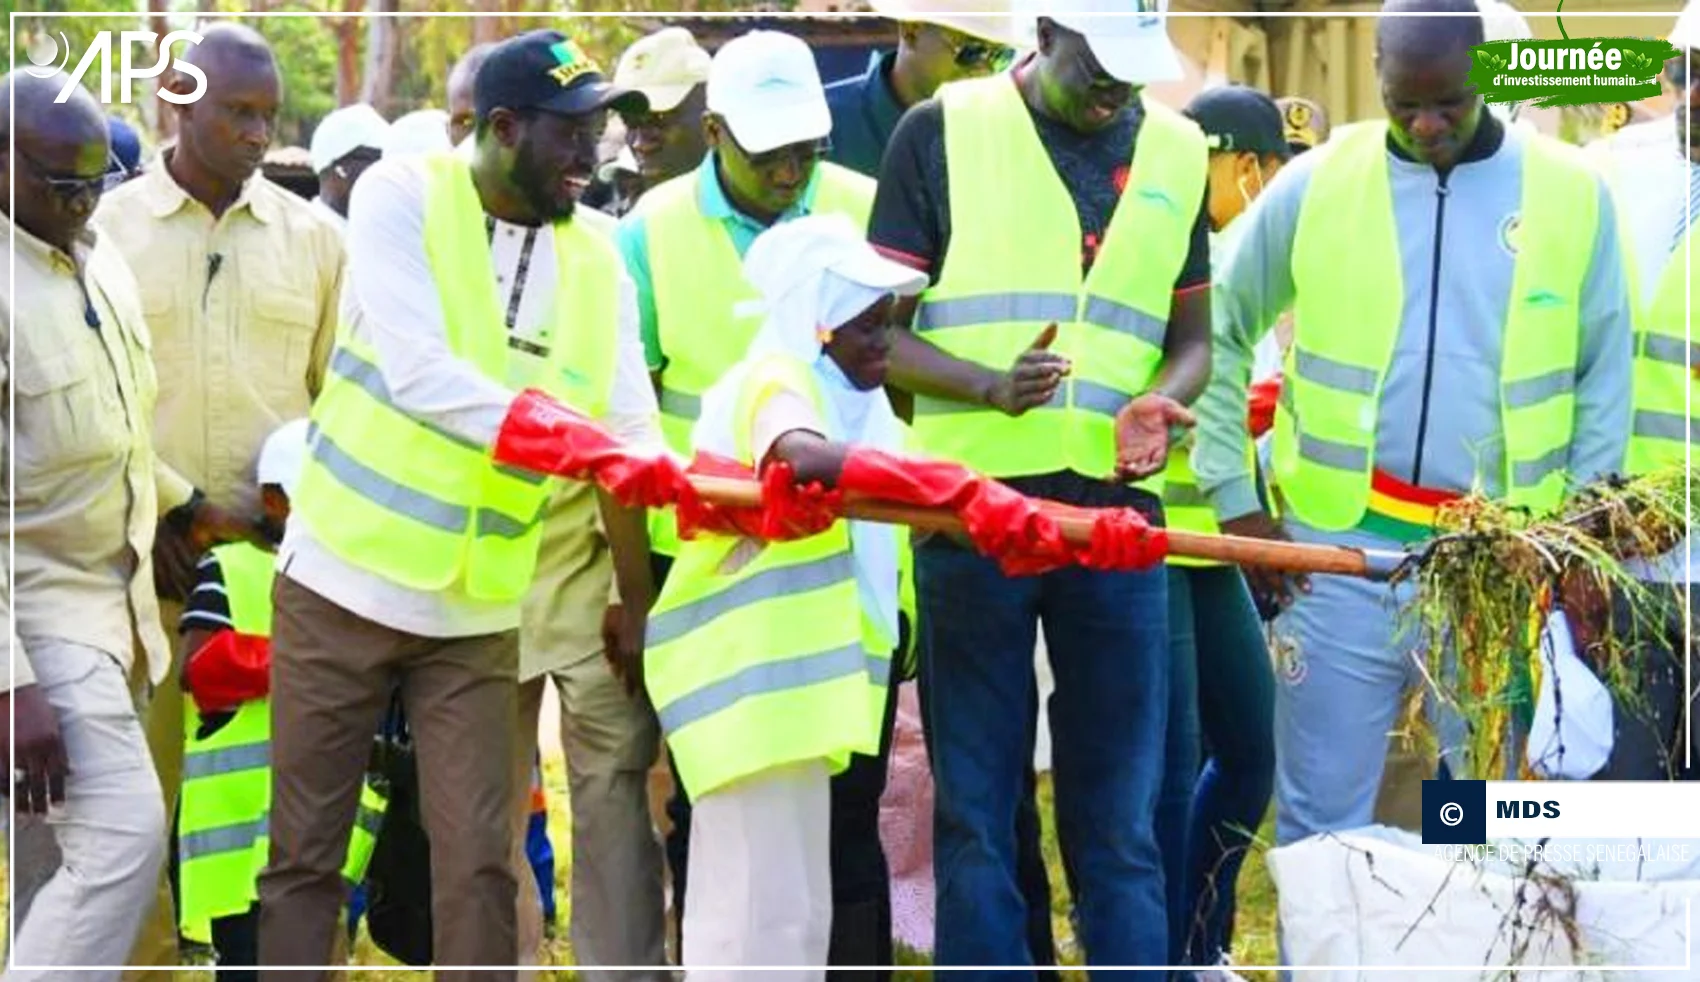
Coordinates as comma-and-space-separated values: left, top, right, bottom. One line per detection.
511, 657, 667, 982
255, 576, 519, 981
122, 600, 186, 980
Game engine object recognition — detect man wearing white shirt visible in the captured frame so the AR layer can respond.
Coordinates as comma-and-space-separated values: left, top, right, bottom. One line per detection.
308, 102, 388, 227
255, 31, 660, 976
1583, 4, 1698, 781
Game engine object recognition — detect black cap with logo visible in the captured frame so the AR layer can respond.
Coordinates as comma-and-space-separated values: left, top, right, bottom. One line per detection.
474, 30, 648, 120
1184, 85, 1292, 160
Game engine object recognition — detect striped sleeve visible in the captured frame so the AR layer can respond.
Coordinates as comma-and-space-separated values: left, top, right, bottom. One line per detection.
179, 552, 233, 635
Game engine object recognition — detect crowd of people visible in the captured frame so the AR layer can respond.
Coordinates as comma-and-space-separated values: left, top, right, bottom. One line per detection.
3, 0, 1696, 979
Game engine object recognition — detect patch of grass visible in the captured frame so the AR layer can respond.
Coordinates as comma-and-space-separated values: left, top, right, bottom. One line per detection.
3, 758, 1283, 979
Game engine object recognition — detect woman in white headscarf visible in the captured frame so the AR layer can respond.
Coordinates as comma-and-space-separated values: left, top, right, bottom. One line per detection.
645, 213, 925, 977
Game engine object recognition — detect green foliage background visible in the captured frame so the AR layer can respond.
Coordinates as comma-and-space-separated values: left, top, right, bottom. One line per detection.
10, 1, 797, 150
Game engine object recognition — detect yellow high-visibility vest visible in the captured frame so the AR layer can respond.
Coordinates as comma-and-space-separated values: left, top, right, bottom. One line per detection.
1277, 122, 1596, 529
293, 153, 618, 602
645, 354, 892, 800
638, 161, 875, 556
1627, 225, 1697, 474
178, 542, 385, 943
910, 75, 1207, 490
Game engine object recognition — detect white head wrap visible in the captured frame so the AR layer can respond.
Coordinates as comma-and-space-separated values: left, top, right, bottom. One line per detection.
694, 213, 926, 648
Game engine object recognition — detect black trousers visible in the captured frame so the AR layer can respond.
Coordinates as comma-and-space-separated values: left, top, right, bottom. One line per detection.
210, 906, 260, 982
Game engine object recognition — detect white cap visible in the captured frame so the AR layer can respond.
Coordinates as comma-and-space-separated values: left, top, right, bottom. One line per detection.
257, 419, 312, 498
1018, 0, 1183, 86
615, 27, 713, 113
1475, 0, 1533, 42
868, 0, 1023, 49
706, 31, 831, 155
744, 213, 928, 338
309, 103, 389, 174
1672, 0, 1700, 50
384, 109, 453, 157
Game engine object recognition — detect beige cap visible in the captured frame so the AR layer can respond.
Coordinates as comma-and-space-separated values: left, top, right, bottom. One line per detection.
868, 0, 1023, 48
614, 27, 712, 113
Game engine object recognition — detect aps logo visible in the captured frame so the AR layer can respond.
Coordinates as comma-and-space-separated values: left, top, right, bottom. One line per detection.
24, 29, 206, 105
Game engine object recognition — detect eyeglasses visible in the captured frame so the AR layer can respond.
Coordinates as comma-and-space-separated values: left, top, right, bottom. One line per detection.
733, 134, 830, 173
20, 148, 117, 203
940, 31, 1016, 73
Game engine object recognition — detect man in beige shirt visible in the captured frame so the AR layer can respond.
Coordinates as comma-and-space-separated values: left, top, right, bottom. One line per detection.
93, 24, 343, 970
1, 69, 251, 978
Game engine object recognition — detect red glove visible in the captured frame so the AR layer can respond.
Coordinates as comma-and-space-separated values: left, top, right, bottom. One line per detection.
837, 447, 1071, 576
183, 630, 272, 715
756, 461, 845, 541
492, 389, 698, 511
1248, 375, 1282, 439
676, 453, 763, 540
1036, 501, 1168, 571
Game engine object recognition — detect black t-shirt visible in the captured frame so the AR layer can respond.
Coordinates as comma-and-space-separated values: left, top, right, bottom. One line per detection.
867, 92, 1212, 288
868, 85, 1209, 517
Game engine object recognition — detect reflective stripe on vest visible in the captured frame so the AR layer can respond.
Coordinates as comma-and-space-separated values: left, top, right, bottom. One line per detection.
640, 161, 876, 556
909, 76, 1207, 485
1162, 440, 1221, 567
1277, 122, 1593, 531
179, 544, 387, 939
646, 354, 891, 800
1628, 225, 1698, 474
293, 152, 618, 601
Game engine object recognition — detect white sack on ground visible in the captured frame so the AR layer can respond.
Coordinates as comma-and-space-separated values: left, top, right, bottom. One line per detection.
1269, 825, 1700, 981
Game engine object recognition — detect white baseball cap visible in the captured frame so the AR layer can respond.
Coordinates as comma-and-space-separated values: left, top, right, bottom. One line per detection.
1672, 0, 1700, 51
1017, 0, 1183, 86
1475, 0, 1533, 42
385, 109, 453, 157
616, 27, 713, 113
706, 31, 831, 155
257, 419, 312, 498
310, 103, 389, 175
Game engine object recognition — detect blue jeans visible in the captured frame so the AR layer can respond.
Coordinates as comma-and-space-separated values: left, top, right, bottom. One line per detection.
918, 535, 1170, 973
1161, 565, 1274, 966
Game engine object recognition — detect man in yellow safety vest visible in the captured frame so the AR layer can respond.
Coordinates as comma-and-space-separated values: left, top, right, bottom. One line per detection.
869, 0, 1214, 966
1192, 0, 1634, 844
255, 31, 665, 978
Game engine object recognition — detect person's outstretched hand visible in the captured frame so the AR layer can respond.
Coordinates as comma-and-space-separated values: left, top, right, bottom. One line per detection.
1114, 393, 1196, 481
986, 323, 1070, 417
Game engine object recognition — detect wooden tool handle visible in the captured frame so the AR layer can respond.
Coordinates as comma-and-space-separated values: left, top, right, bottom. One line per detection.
685, 474, 1406, 580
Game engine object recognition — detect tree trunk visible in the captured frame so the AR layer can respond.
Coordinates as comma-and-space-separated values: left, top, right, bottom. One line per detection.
335, 0, 363, 106
360, 0, 401, 115
472, 0, 503, 47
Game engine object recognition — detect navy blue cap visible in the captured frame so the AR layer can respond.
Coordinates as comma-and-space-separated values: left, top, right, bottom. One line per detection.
1184, 85, 1292, 160
474, 30, 647, 121
107, 116, 142, 174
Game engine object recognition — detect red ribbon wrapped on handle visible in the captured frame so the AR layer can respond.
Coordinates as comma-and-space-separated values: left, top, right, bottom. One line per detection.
491, 389, 1168, 575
